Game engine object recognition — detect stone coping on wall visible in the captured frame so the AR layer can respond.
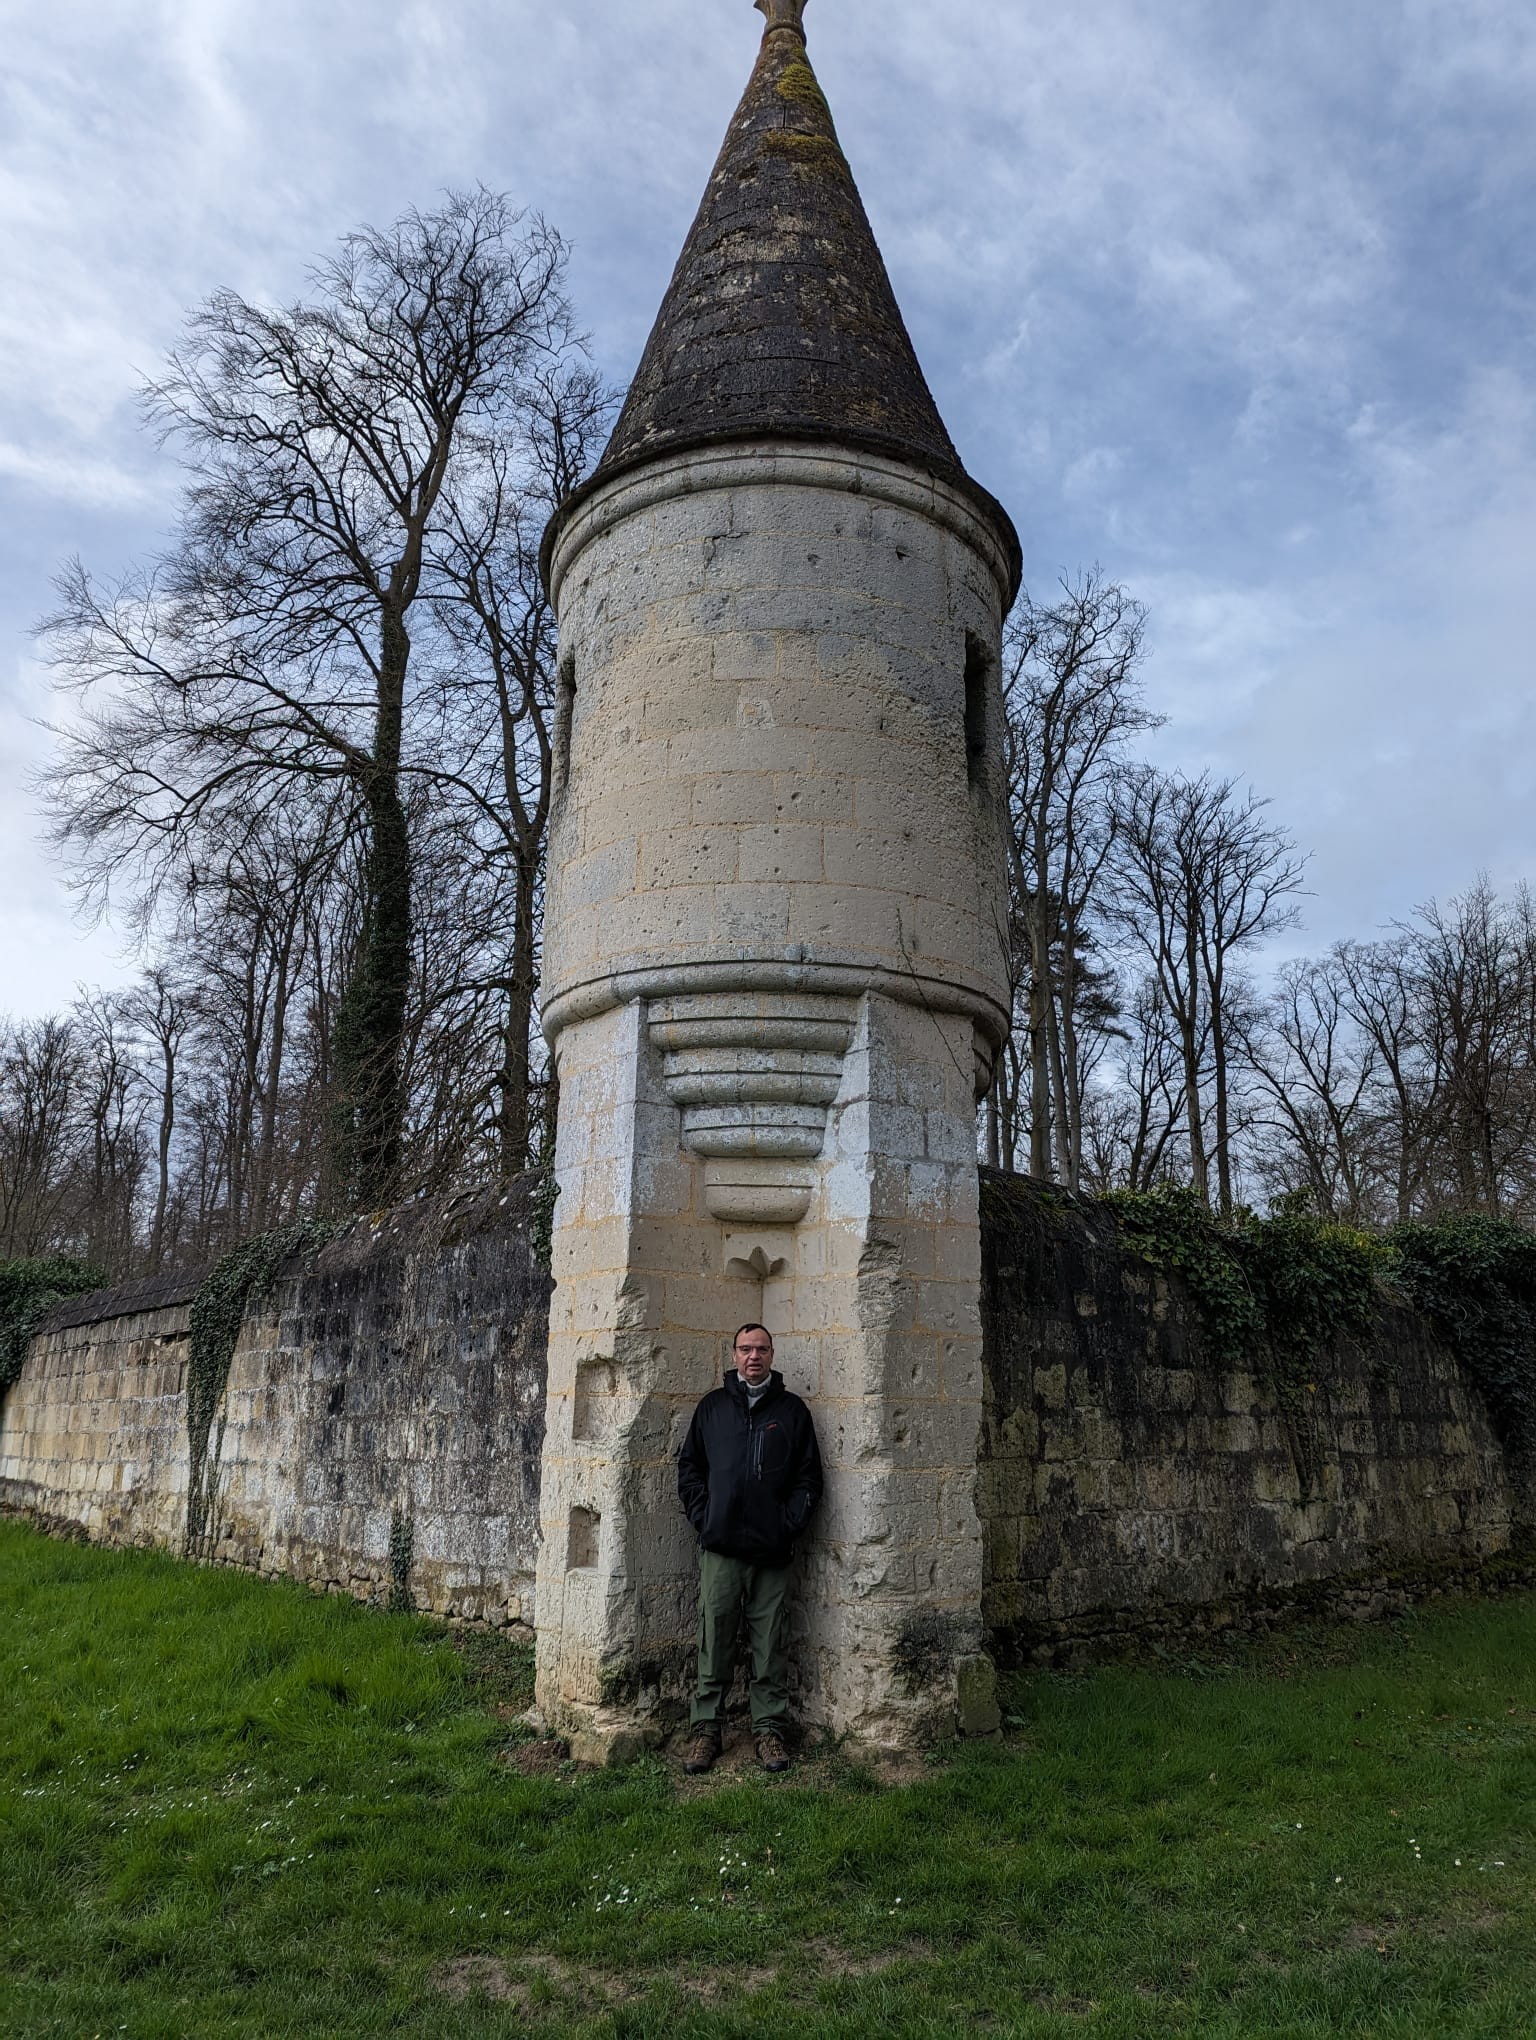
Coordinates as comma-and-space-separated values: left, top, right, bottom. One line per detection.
36, 1272, 202, 1337
30, 1178, 548, 1339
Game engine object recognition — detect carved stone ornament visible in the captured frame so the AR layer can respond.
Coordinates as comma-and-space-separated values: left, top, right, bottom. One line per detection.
649, 991, 855, 1225
755, 0, 809, 36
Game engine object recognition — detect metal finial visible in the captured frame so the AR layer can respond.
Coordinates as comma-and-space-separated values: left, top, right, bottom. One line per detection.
755, 0, 809, 38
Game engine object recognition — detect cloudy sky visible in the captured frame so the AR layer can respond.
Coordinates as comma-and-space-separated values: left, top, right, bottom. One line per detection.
3, 0, 1533, 1017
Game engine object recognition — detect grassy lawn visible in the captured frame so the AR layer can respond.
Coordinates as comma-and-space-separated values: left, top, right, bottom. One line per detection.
1, 1520, 1533, 2037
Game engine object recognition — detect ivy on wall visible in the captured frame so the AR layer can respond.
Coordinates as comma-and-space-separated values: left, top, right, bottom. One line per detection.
1102, 1187, 1389, 1366
529, 1165, 559, 1275
1391, 1216, 1536, 1466
1098, 1184, 1536, 1480
0, 1257, 104, 1407
185, 1221, 339, 1557
388, 1506, 415, 1614
1101, 1188, 1391, 1497
1102, 1186, 1263, 1359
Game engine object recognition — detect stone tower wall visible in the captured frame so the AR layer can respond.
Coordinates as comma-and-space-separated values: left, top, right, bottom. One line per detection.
541, 442, 1014, 1027
535, 441, 1016, 1745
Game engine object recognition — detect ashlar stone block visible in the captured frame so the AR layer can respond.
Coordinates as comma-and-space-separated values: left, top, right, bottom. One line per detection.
536, 442, 1015, 1747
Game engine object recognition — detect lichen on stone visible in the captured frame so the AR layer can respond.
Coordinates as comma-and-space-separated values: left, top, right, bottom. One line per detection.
776, 58, 830, 117
762, 130, 843, 170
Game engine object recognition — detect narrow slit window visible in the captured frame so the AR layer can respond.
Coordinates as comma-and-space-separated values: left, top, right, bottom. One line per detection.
553, 652, 578, 802
963, 633, 990, 790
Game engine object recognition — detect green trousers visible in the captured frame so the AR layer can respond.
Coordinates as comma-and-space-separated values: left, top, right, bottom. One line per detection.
689, 1549, 793, 1733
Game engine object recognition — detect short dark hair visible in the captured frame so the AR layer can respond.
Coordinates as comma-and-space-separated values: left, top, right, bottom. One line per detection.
733, 1323, 773, 1348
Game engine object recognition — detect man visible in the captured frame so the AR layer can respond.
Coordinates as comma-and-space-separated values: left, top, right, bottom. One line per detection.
677, 1323, 823, 1774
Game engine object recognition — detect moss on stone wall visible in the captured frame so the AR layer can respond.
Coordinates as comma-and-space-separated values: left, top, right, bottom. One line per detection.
761, 130, 843, 171
185, 1221, 338, 1557
0, 1258, 104, 1407
978, 1169, 1527, 1656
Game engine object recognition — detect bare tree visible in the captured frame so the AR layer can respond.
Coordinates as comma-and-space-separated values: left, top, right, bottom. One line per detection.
429, 357, 614, 1171
1112, 768, 1305, 1211
119, 969, 190, 1270
1092, 976, 1189, 1192
42, 191, 579, 1209
1332, 936, 1430, 1223
0, 1016, 83, 1256
1404, 879, 1536, 1216
1000, 571, 1158, 1187
1242, 955, 1377, 1218
73, 993, 149, 1272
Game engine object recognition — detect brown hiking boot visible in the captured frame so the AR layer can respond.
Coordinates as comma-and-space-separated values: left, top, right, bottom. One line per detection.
755, 1730, 790, 1774
683, 1725, 722, 1775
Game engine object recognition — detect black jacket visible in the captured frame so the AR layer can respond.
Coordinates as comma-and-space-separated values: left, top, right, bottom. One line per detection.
677, 1371, 823, 1568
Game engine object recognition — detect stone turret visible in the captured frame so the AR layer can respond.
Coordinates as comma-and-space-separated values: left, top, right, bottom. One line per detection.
534, 0, 1021, 1754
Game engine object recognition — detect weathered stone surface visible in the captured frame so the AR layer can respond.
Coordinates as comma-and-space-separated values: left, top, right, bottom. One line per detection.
954, 1652, 1002, 1737
534, 434, 1016, 1746
978, 1173, 1520, 1661
562, 5, 1019, 595
541, 446, 1017, 1033
0, 1297, 191, 1551
0, 1184, 550, 1629
2, 1172, 1529, 1689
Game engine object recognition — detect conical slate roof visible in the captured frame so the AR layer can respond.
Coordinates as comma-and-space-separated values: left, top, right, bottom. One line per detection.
552, 3, 1019, 585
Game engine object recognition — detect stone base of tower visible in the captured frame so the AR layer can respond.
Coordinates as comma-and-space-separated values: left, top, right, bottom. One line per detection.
533, 982, 1003, 1751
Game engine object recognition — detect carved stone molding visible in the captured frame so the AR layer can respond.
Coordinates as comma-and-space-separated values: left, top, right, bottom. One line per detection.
648, 991, 856, 1224
755, 0, 808, 34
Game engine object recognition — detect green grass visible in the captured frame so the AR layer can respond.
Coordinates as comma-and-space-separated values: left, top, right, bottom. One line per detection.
1, 1520, 1533, 2037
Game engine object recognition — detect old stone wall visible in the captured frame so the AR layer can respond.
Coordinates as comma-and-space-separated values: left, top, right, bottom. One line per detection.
4, 1167, 1526, 1664
0, 1185, 550, 1629
0, 1275, 196, 1549
979, 1173, 1520, 1659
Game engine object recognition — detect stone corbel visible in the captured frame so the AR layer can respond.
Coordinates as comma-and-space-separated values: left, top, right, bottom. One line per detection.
648, 991, 856, 1224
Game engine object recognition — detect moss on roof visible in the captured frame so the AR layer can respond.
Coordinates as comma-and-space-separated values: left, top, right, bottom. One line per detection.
589, 20, 1003, 528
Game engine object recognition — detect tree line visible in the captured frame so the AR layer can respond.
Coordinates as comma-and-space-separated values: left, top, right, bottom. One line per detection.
4, 190, 1531, 1279
992, 573, 1536, 1227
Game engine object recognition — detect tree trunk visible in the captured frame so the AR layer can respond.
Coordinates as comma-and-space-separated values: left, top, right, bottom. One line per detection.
331, 609, 412, 1212
149, 1035, 176, 1270
1027, 897, 1053, 1178
498, 851, 539, 1175
349, 774, 411, 1208
1180, 920, 1209, 1206
1043, 967, 1071, 1189
1058, 905, 1086, 1194
1210, 989, 1233, 1216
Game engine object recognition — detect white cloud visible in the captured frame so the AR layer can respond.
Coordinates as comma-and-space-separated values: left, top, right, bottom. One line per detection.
0, 658, 137, 1016
0, 443, 150, 512
0, 0, 1531, 1015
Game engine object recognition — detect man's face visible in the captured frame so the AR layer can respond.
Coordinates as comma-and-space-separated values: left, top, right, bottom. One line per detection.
734, 1329, 774, 1385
